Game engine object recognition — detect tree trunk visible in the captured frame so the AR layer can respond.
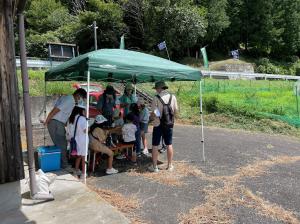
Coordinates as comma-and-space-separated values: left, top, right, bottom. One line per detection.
0, 0, 24, 184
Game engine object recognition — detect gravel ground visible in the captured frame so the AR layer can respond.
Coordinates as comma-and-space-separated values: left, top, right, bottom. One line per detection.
25, 125, 300, 224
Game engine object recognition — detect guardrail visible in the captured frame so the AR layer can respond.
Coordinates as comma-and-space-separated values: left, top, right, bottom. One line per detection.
16, 58, 300, 81
16, 58, 63, 68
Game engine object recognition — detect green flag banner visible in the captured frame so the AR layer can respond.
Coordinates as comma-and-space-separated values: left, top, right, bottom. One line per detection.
200, 47, 209, 68
119, 35, 125, 49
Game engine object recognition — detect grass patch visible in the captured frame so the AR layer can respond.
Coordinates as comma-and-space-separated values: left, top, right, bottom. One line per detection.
22, 70, 300, 136
18, 69, 75, 96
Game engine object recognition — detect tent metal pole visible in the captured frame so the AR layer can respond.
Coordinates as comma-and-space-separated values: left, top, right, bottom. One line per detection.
85, 70, 90, 184
199, 80, 205, 162
43, 81, 47, 146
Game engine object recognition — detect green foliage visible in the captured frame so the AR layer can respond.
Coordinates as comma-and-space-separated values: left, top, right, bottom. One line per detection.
22, 0, 300, 61
26, 0, 72, 33
76, 0, 126, 52
168, 79, 300, 128
18, 70, 74, 96
26, 0, 76, 57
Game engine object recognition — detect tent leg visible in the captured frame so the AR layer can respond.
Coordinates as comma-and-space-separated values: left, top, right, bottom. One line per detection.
43, 81, 47, 146
84, 70, 91, 184
199, 80, 205, 162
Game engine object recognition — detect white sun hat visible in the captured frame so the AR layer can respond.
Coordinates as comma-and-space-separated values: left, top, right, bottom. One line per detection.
95, 115, 108, 124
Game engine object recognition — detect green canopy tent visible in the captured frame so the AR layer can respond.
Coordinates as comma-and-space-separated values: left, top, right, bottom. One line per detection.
45, 49, 201, 82
45, 49, 205, 181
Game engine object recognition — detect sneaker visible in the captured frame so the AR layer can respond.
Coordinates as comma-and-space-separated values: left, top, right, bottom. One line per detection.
142, 148, 149, 155
159, 146, 167, 153
79, 174, 86, 181
116, 154, 126, 160
106, 168, 119, 175
148, 165, 159, 173
137, 152, 142, 158
167, 165, 174, 171
74, 169, 82, 176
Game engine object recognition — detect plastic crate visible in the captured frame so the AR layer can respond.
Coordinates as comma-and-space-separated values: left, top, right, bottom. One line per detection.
37, 146, 61, 172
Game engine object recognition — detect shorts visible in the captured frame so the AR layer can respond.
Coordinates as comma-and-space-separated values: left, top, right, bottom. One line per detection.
140, 122, 148, 133
152, 125, 173, 146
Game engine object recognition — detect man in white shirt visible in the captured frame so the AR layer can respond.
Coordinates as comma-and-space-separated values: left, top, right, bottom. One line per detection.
149, 81, 178, 172
45, 88, 87, 169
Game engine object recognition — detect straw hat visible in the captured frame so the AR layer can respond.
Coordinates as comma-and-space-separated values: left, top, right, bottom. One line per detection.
95, 115, 107, 124
153, 81, 168, 89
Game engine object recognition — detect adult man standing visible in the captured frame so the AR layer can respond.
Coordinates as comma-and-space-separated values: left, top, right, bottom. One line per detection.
149, 81, 178, 172
44, 88, 87, 169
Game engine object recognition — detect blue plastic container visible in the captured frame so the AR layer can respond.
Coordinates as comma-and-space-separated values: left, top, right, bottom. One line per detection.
37, 146, 61, 172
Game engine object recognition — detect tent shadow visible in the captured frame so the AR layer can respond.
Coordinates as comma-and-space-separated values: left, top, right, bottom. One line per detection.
90, 153, 164, 177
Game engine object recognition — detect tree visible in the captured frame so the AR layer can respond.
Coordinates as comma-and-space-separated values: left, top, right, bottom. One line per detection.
217, 0, 244, 51
123, 0, 145, 49
271, 0, 300, 56
75, 0, 127, 53
0, 0, 24, 183
143, 1, 207, 58
199, 0, 230, 43
25, 0, 78, 57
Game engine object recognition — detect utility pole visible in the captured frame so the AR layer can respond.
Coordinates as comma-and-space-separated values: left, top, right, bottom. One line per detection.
93, 21, 98, 50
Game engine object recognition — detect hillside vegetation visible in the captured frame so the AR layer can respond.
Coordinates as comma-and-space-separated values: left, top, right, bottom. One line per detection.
23, 69, 300, 136
22, 0, 300, 68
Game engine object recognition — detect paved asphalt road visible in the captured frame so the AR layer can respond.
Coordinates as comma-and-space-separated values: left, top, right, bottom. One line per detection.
87, 125, 300, 224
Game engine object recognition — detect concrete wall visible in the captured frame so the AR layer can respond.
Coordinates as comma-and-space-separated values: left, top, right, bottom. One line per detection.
19, 96, 59, 129
221, 63, 254, 73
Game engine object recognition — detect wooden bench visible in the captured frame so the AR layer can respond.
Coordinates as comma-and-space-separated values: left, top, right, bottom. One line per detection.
89, 143, 135, 172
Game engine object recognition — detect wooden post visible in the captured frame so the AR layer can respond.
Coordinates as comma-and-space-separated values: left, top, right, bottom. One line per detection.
0, 0, 24, 183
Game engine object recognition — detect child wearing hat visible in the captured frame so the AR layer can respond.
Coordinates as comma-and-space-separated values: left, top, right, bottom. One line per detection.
89, 115, 119, 175
66, 102, 88, 179
138, 99, 150, 154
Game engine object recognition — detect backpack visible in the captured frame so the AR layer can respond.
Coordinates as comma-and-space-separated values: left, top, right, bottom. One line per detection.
156, 94, 174, 128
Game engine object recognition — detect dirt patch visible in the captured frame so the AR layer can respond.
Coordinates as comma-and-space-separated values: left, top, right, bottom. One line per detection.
230, 156, 300, 182
238, 187, 300, 224
178, 182, 236, 224
87, 183, 148, 224
178, 156, 300, 224
128, 161, 206, 186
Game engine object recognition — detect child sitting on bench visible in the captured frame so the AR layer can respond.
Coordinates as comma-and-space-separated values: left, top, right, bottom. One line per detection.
122, 113, 137, 164
89, 115, 118, 175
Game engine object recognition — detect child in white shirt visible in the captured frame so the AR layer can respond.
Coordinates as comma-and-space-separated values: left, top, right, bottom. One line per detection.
122, 113, 137, 163
67, 104, 88, 180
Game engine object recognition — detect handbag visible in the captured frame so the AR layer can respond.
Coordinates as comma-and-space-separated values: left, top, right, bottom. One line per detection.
70, 116, 80, 156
